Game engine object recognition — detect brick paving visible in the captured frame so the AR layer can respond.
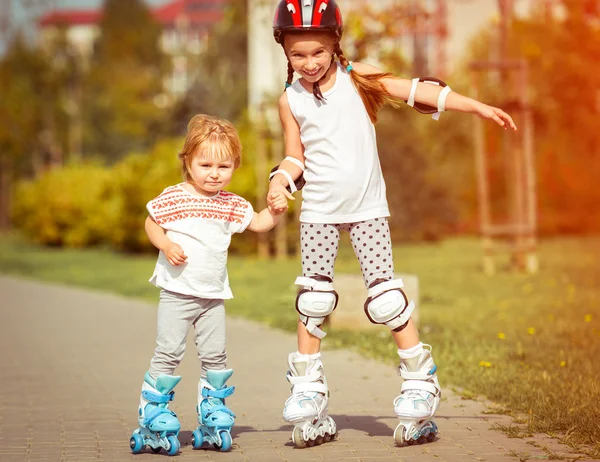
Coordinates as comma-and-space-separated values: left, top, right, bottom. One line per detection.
0, 275, 595, 462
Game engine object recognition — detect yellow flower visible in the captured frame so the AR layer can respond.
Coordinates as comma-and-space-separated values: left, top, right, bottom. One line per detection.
560, 361, 566, 367
479, 361, 492, 368
497, 332, 506, 340
527, 327, 536, 335
584, 314, 592, 323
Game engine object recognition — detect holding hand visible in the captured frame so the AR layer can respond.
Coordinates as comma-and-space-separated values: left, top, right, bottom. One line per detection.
164, 242, 187, 266
269, 191, 289, 214
473, 101, 517, 130
268, 184, 293, 214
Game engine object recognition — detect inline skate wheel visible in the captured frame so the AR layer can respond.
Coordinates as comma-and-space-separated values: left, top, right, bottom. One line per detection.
129, 433, 144, 454
166, 435, 180, 456
394, 424, 406, 446
292, 427, 307, 448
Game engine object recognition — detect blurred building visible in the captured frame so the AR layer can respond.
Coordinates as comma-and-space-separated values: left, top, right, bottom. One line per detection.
37, 0, 228, 96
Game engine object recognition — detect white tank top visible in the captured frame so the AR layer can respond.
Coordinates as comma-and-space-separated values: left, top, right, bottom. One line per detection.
286, 62, 390, 224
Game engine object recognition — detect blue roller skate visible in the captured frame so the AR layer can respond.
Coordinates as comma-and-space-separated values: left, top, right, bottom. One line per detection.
191, 369, 236, 452
130, 372, 181, 456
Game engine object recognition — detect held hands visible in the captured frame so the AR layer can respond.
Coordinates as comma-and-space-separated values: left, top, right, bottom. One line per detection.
163, 241, 187, 266
268, 182, 294, 214
268, 191, 289, 215
473, 101, 517, 130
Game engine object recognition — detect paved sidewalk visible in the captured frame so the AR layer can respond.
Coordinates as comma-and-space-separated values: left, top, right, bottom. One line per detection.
0, 275, 595, 462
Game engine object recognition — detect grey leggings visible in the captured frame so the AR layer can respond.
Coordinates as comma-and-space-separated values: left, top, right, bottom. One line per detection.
148, 289, 226, 379
300, 217, 394, 287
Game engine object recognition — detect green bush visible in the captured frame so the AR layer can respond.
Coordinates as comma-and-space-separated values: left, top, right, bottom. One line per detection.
105, 138, 182, 252
9, 123, 298, 255
11, 164, 113, 247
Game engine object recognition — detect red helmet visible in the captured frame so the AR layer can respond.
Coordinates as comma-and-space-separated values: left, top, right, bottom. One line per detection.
273, 0, 343, 44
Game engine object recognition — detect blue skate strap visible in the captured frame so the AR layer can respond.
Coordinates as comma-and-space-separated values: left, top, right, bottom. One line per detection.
143, 406, 176, 426
204, 404, 236, 419
141, 390, 175, 403
201, 385, 235, 400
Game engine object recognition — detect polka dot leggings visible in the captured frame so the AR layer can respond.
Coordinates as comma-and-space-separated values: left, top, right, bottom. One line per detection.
300, 217, 394, 288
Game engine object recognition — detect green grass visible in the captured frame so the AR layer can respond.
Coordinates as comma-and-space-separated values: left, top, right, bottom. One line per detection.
1, 233, 599, 457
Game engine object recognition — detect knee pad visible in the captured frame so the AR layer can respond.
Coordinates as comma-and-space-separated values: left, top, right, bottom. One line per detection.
364, 279, 415, 331
295, 276, 339, 339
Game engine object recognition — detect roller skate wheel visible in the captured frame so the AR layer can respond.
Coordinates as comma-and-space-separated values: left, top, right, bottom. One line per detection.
292, 427, 307, 448
129, 433, 144, 454
427, 432, 436, 442
218, 430, 232, 452
394, 424, 406, 446
192, 428, 204, 449
166, 435, 180, 456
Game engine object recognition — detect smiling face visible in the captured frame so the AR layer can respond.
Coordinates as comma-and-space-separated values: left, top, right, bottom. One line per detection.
284, 32, 336, 83
187, 153, 235, 196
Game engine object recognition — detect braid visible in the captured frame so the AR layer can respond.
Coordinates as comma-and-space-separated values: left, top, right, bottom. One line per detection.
335, 44, 350, 69
286, 61, 294, 90
334, 43, 401, 124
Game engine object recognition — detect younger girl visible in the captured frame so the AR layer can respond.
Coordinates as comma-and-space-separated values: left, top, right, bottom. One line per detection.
130, 114, 287, 455
267, 0, 516, 449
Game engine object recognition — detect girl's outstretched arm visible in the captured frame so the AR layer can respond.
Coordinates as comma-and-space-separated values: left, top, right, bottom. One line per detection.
352, 62, 517, 130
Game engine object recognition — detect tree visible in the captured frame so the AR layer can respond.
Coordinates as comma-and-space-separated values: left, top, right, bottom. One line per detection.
84, 0, 168, 161
171, 0, 248, 130
0, 33, 50, 228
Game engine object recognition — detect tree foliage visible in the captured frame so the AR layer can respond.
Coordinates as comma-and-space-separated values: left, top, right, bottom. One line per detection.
84, 0, 168, 161
465, 0, 600, 234
171, 0, 248, 131
0, 33, 49, 175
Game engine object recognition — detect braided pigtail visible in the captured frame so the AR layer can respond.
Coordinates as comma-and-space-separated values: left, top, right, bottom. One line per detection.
334, 43, 401, 124
285, 61, 294, 90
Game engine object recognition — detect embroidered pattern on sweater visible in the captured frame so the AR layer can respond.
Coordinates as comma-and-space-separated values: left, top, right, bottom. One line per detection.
149, 186, 249, 225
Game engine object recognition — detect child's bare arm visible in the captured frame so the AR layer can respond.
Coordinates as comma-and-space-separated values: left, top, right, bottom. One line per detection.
144, 216, 187, 266
247, 194, 289, 233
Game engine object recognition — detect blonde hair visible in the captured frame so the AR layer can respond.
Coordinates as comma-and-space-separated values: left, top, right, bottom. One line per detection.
178, 114, 242, 182
283, 33, 401, 124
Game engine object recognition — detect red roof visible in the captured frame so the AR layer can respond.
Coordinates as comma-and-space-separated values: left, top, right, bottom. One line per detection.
38, 0, 227, 28
39, 10, 101, 27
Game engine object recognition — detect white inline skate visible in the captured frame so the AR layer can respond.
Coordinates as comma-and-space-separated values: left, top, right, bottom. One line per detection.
192, 369, 236, 452
283, 352, 337, 448
130, 372, 181, 456
393, 344, 440, 446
